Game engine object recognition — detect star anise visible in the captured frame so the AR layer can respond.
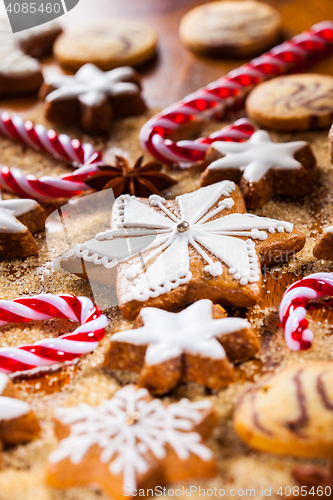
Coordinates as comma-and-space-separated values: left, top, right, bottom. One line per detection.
84, 156, 177, 198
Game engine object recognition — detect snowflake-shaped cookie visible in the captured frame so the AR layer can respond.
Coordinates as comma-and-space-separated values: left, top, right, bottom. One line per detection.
201, 130, 315, 208
47, 385, 217, 498
0, 373, 40, 450
107, 300, 259, 393
59, 180, 305, 318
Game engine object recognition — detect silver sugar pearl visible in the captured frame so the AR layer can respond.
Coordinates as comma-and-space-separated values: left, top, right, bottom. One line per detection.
177, 221, 190, 232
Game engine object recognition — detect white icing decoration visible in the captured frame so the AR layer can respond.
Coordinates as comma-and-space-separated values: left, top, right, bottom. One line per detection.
209, 130, 307, 183
69, 180, 294, 300
324, 226, 333, 234
112, 299, 251, 365
0, 198, 39, 233
46, 64, 140, 106
0, 373, 30, 421
0, 18, 60, 77
48, 385, 213, 490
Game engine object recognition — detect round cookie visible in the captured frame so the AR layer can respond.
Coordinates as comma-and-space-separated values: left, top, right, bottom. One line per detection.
234, 362, 333, 458
246, 74, 333, 131
179, 1, 281, 57
54, 21, 157, 71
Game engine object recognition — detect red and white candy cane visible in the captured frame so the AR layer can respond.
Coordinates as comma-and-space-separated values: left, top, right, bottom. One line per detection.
140, 21, 333, 167
279, 272, 333, 351
0, 111, 103, 200
0, 294, 108, 374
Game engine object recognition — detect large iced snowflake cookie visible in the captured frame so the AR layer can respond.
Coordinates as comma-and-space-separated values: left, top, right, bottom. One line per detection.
57, 180, 305, 319
201, 130, 315, 208
0, 198, 46, 257
106, 300, 259, 394
0, 373, 40, 464
47, 385, 217, 499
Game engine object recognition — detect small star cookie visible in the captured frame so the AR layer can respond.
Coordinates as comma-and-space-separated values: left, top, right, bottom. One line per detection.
106, 300, 259, 394
0, 373, 40, 464
47, 385, 217, 499
201, 130, 315, 208
0, 198, 45, 258
39, 63, 146, 133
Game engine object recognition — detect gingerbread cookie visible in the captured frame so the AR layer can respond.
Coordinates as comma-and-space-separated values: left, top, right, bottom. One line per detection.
0, 373, 40, 462
234, 362, 333, 458
47, 385, 217, 499
39, 64, 146, 133
313, 227, 333, 259
57, 180, 305, 320
329, 124, 333, 163
54, 21, 157, 71
0, 18, 61, 96
106, 300, 259, 394
246, 74, 333, 131
85, 155, 177, 198
201, 130, 315, 208
179, 1, 281, 57
0, 197, 45, 258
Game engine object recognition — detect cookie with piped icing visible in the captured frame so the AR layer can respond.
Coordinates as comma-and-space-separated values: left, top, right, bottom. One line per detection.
179, 1, 281, 57
0, 18, 61, 97
39, 63, 146, 133
54, 21, 157, 71
246, 74, 333, 131
235, 362, 333, 458
201, 130, 316, 208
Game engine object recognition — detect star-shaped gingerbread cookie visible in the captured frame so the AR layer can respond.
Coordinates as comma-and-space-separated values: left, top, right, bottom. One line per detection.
0, 197, 46, 258
57, 180, 305, 319
0, 373, 40, 464
47, 385, 217, 500
106, 299, 259, 394
39, 63, 146, 133
201, 130, 315, 208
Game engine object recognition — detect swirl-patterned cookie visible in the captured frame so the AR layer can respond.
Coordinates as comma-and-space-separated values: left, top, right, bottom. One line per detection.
234, 362, 333, 457
246, 74, 333, 131
54, 21, 157, 71
179, 1, 281, 57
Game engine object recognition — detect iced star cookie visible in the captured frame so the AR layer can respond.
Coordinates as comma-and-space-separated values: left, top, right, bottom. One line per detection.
179, 1, 281, 57
57, 180, 306, 320
106, 300, 259, 394
246, 74, 333, 131
0, 18, 61, 96
234, 362, 333, 458
39, 63, 146, 133
54, 21, 157, 71
47, 385, 217, 499
201, 130, 315, 208
0, 198, 45, 258
0, 373, 40, 463
313, 227, 333, 259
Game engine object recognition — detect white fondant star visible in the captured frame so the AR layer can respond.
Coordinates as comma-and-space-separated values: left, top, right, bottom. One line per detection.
49, 385, 213, 491
209, 130, 307, 183
112, 299, 251, 364
46, 64, 140, 106
69, 180, 293, 301
0, 373, 30, 421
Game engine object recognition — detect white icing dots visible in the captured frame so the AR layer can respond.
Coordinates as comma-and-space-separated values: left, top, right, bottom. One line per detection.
49, 385, 214, 490
209, 130, 307, 183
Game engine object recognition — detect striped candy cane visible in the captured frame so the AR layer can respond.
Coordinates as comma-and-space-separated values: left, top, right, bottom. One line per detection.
140, 21, 333, 167
0, 294, 108, 374
279, 272, 333, 350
